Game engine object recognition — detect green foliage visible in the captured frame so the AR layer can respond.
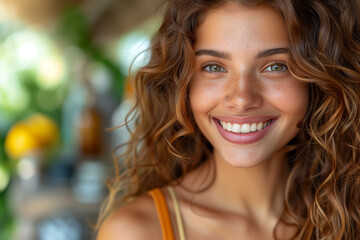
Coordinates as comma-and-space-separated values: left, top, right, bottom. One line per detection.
15, 69, 62, 123
0, 136, 14, 240
58, 6, 91, 50
58, 6, 125, 101
0, 187, 14, 240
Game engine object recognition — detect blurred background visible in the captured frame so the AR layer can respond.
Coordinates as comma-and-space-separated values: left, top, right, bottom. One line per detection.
0, 0, 163, 239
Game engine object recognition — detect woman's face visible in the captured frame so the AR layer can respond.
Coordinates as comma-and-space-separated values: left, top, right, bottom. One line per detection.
189, 2, 308, 167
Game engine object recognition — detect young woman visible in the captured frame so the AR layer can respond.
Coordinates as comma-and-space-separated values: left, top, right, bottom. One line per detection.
97, 0, 360, 239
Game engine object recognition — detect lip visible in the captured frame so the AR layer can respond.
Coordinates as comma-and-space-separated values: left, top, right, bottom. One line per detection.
213, 116, 278, 144
214, 115, 275, 124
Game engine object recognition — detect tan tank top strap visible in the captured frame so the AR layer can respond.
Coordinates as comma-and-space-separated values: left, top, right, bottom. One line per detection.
148, 188, 175, 240
167, 186, 186, 240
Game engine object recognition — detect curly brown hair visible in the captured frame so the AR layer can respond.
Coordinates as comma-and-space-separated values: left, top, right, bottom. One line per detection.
98, 0, 360, 239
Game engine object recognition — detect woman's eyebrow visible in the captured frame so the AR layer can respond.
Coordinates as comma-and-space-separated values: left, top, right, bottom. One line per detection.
256, 47, 289, 58
194, 47, 289, 60
195, 49, 231, 60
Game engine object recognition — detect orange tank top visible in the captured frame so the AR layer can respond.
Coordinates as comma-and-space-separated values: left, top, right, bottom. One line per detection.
148, 187, 186, 240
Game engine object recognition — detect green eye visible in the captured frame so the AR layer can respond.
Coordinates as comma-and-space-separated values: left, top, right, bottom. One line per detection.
264, 63, 288, 72
203, 64, 226, 72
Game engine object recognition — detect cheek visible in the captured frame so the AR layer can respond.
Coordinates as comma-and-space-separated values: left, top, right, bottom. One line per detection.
189, 78, 223, 114
269, 81, 308, 117
289, 83, 309, 116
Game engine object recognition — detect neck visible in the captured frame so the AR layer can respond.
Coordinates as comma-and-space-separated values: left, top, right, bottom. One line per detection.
212, 151, 289, 220
181, 150, 289, 224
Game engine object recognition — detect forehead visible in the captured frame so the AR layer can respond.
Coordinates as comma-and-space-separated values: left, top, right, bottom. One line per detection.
193, 2, 289, 51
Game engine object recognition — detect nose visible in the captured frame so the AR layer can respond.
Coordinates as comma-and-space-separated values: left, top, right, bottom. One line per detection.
223, 73, 263, 112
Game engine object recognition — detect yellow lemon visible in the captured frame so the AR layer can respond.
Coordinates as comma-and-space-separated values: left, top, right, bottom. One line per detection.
4, 113, 59, 159
5, 122, 42, 159
24, 113, 59, 146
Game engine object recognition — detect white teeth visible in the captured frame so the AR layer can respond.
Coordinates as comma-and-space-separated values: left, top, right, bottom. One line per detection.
250, 123, 257, 132
232, 123, 241, 133
220, 119, 272, 133
226, 122, 232, 131
264, 121, 270, 128
241, 124, 251, 133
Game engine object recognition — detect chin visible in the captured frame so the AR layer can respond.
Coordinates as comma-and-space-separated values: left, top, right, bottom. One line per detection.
216, 149, 275, 168
226, 158, 268, 168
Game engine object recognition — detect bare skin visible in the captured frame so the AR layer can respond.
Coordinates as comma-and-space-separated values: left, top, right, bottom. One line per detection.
97, 159, 294, 240
97, 3, 307, 240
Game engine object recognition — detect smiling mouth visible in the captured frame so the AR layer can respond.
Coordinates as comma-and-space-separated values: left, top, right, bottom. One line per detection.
219, 119, 274, 134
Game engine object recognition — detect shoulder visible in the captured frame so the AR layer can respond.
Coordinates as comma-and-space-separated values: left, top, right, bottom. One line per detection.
96, 193, 161, 240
